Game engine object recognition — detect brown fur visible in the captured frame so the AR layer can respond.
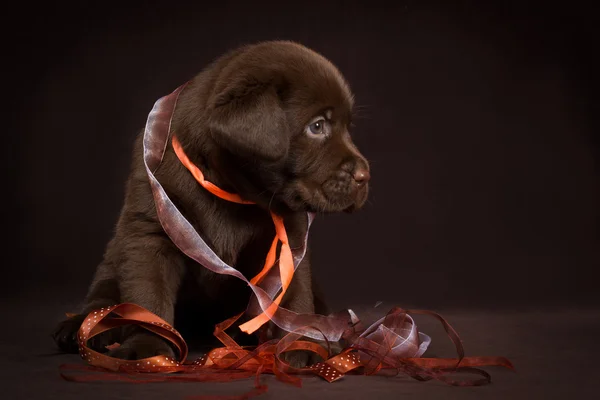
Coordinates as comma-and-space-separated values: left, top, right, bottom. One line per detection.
52, 41, 370, 366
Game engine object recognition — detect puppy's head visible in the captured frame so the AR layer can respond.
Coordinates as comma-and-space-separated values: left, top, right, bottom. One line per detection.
184, 41, 370, 214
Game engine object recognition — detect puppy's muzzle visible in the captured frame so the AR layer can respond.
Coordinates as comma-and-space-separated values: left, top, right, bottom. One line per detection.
322, 159, 370, 211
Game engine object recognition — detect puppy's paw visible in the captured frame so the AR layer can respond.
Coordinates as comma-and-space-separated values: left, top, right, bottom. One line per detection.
107, 332, 177, 360
280, 339, 345, 368
269, 324, 345, 368
52, 315, 85, 353
323, 340, 345, 358
52, 314, 128, 354
282, 349, 321, 369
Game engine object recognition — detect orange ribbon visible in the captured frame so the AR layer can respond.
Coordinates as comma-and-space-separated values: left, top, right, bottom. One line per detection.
171, 135, 293, 334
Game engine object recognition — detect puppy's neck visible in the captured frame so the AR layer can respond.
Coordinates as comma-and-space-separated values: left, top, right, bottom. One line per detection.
157, 136, 306, 269
176, 132, 293, 218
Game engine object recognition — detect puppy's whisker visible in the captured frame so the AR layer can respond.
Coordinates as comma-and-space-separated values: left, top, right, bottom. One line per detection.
352, 104, 372, 119
256, 188, 270, 198
267, 189, 278, 212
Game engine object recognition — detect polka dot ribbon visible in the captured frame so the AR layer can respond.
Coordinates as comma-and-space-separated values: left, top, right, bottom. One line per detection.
73, 303, 187, 373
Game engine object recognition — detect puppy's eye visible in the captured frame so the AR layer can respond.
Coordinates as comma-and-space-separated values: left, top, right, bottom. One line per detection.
306, 119, 329, 137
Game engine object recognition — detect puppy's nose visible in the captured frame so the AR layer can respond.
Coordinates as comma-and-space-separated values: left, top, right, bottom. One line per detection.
353, 167, 370, 185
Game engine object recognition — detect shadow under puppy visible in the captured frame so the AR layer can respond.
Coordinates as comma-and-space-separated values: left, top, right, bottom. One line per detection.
52, 40, 370, 367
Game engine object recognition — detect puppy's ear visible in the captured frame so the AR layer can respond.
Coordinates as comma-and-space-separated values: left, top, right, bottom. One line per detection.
207, 78, 289, 162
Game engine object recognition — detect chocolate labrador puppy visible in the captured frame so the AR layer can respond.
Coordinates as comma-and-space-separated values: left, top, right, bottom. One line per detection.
52, 41, 370, 367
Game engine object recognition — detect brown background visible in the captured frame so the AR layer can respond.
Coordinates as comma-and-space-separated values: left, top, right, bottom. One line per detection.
4, 1, 599, 399
9, 0, 597, 311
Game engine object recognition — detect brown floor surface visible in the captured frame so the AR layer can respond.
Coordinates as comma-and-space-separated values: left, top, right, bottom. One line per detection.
2, 295, 597, 399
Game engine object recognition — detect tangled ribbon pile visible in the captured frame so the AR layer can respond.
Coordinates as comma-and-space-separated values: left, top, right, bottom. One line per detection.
59, 302, 513, 395
59, 83, 514, 397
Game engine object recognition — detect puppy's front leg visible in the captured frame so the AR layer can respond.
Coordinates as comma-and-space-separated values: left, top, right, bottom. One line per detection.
109, 235, 186, 360
273, 253, 326, 368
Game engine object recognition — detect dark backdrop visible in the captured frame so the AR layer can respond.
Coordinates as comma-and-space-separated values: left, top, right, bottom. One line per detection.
7, 0, 598, 312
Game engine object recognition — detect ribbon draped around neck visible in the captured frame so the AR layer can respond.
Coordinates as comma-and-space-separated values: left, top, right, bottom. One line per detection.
143, 84, 350, 341
171, 134, 298, 335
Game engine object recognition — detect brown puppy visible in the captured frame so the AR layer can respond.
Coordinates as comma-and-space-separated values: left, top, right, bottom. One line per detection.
52, 41, 370, 367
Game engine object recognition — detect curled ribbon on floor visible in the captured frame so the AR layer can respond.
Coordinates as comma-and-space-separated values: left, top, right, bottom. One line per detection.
59, 303, 513, 390
59, 84, 514, 397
